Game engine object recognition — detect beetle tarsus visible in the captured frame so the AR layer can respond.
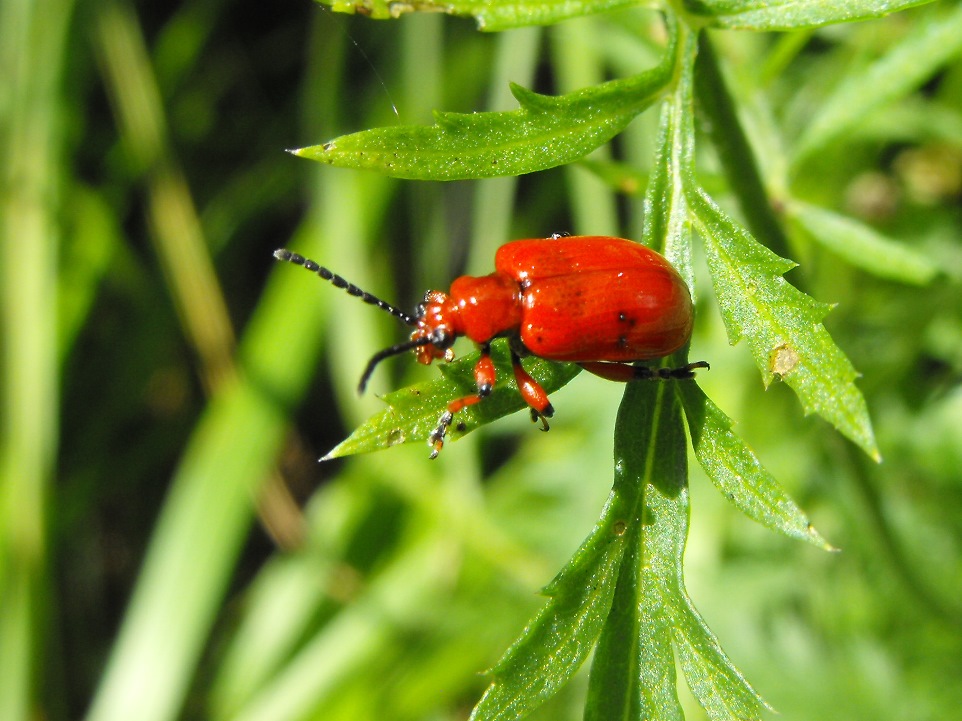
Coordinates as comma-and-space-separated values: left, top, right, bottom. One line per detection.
429, 411, 454, 459
635, 360, 710, 380
664, 360, 710, 379
530, 407, 552, 431
578, 360, 710, 383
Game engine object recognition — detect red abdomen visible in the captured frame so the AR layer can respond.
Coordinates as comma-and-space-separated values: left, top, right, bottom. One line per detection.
495, 236, 693, 361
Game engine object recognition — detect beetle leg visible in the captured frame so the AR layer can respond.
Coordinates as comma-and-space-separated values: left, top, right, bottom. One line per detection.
511, 351, 554, 431
428, 343, 497, 458
579, 360, 710, 383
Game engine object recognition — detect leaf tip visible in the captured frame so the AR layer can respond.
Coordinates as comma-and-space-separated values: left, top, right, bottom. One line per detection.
849, 423, 881, 463
319, 447, 339, 462
508, 81, 555, 112
806, 523, 838, 552
289, 143, 332, 161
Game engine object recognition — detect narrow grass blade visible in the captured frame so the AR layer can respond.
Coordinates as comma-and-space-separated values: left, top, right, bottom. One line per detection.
788, 200, 938, 285
794, 2, 962, 162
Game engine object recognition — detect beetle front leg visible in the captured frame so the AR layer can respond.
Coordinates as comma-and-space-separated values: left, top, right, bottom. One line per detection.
428, 343, 497, 459
511, 351, 554, 432
578, 360, 710, 383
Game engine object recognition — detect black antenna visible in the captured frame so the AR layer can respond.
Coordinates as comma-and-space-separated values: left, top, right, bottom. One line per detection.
273, 249, 416, 326
358, 336, 435, 394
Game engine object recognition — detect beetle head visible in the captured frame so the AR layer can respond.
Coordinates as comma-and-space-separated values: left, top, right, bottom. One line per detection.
356, 289, 460, 394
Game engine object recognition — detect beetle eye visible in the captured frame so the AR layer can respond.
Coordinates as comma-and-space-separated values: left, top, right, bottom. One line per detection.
431, 328, 454, 349
415, 302, 426, 319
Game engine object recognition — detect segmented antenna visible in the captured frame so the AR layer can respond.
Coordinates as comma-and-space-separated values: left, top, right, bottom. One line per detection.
357, 336, 434, 394
273, 249, 416, 326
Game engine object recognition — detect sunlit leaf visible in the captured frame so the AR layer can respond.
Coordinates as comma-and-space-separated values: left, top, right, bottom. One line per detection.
584, 381, 767, 721
643, 26, 697, 283
672, 597, 768, 721
686, 0, 935, 31
679, 382, 833, 548
690, 188, 880, 460
293, 38, 675, 180
320, 0, 639, 31
323, 341, 581, 459
584, 381, 688, 721
470, 394, 645, 720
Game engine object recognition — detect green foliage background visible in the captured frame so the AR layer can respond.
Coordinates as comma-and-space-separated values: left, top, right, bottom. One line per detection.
2, 1, 961, 720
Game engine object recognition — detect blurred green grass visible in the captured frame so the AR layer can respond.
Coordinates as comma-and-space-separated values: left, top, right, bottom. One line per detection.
1, 1, 961, 720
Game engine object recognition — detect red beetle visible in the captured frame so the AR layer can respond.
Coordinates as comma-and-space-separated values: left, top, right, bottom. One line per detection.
274, 235, 707, 457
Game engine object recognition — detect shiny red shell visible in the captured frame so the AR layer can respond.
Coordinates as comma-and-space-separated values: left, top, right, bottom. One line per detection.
414, 235, 693, 363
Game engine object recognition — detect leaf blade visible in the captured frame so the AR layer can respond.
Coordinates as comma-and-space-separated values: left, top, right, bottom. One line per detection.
324, 341, 581, 459
788, 200, 938, 285
688, 0, 936, 31
585, 380, 767, 721
643, 22, 697, 282
294, 44, 675, 180
690, 187, 879, 460
470, 413, 646, 720
322, 0, 640, 31
672, 603, 768, 721
584, 381, 687, 721
679, 382, 832, 548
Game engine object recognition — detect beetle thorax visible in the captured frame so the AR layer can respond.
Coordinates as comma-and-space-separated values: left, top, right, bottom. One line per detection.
411, 273, 523, 365
449, 272, 522, 344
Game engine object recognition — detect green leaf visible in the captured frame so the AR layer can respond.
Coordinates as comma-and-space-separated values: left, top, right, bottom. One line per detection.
588, 504, 688, 721
293, 35, 676, 180
690, 187, 880, 460
584, 380, 767, 721
679, 382, 833, 549
323, 340, 581, 459
671, 597, 767, 721
788, 200, 938, 285
469, 395, 646, 720
320, 0, 639, 31
584, 381, 687, 721
684, 0, 935, 31
469, 530, 624, 721
793, 2, 962, 162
